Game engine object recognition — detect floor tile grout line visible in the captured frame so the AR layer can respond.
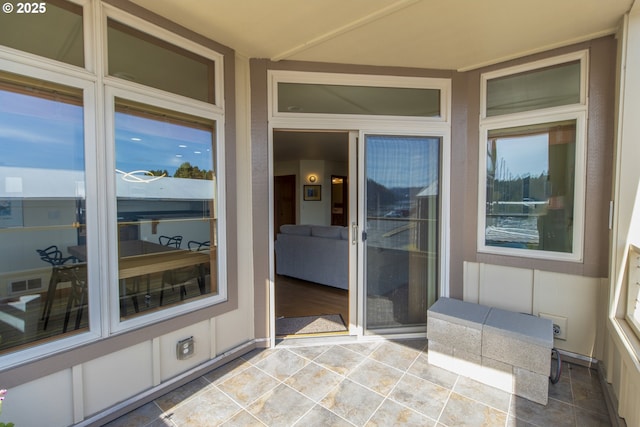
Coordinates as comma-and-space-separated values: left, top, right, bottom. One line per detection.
434, 374, 460, 426
208, 382, 254, 424
306, 343, 421, 426
150, 376, 220, 419
246, 346, 363, 425
360, 348, 434, 425
447, 376, 513, 415
110, 342, 610, 427
212, 365, 287, 418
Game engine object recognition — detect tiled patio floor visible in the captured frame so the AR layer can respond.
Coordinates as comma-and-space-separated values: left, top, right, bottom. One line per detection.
104, 339, 611, 426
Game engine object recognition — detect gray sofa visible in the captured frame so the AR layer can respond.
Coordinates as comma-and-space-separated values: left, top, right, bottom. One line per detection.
274, 224, 349, 290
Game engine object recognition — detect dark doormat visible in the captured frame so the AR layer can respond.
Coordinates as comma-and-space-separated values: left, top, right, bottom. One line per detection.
276, 314, 347, 336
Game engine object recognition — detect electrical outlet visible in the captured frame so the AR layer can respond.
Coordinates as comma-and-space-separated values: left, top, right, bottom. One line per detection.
539, 313, 568, 340
176, 336, 195, 360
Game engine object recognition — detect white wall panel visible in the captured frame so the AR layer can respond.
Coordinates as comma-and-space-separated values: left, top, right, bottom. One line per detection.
533, 270, 600, 356
479, 263, 533, 313
463, 261, 480, 303
0, 369, 73, 427
464, 262, 602, 357
82, 341, 154, 417
159, 320, 211, 382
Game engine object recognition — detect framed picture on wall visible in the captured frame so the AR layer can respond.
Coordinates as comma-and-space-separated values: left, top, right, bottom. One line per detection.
303, 185, 321, 201
0, 199, 23, 228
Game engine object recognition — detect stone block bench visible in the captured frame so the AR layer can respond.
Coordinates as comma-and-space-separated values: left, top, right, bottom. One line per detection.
427, 297, 553, 405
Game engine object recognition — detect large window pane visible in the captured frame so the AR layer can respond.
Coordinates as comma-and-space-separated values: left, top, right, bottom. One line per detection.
278, 83, 440, 117
0, 0, 84, 67
365, 135, 440, 330
108, 19, 215, 104
485, 120, 576, 253
486, 61, 581, 117
0, 72, 86, 353
113, 99, 217, 320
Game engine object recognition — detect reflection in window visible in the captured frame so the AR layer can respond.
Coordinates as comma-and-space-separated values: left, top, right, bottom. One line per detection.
278, 83, 440, 117
485, 121, 576, 253
486, 61, 581, 117
114, 99, 217, 320
0, 72, 86, 353
0, 0, 84, 67
365, 135, 440, 329
107, 19, 215, 103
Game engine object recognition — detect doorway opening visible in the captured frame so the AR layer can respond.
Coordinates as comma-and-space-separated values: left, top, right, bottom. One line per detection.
331, 175, 348, 226
273, 130, 351, 337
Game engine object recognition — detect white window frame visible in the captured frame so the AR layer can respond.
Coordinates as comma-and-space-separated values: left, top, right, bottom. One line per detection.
626, 245, 640, 338
267, 70, 452, 344
0, 0, 228, 366
477, 51, 589, 262
0, 55, 101, 368
101, 4, 225, 113
100, 7, 227, 333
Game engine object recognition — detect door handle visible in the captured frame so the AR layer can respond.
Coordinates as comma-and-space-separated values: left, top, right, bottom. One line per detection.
352, 222, 358, 245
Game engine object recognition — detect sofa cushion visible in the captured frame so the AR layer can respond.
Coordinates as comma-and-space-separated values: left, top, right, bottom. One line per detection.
280, 224, 311, 236
340, 227, 349, 240
311, 225, 342, 239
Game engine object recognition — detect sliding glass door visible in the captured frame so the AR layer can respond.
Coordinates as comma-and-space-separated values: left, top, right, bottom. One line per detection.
363, 134, 440, 331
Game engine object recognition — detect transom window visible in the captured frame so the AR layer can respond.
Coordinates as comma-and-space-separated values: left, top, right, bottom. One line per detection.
107, 18, 217, 104
0, 0, 84, 67
272, 71, 449, 121
278, 82, 441, 117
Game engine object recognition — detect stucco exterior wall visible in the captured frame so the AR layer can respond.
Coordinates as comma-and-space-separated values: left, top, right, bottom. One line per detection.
463, 36, 616, 279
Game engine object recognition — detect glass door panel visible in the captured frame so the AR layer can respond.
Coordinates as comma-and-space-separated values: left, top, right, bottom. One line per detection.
364, 134, 440, 331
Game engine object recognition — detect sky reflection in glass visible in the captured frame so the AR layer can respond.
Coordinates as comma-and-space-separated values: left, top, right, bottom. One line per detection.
0, 89, 84, 170
115, 111, 214, 177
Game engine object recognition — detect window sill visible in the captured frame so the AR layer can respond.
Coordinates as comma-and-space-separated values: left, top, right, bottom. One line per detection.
609, 317, 640, 372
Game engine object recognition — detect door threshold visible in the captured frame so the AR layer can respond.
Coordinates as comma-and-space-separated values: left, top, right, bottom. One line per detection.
276, 330, 350, 339
275, 333, 357, 347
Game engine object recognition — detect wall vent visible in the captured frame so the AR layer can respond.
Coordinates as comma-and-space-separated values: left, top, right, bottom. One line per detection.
9, 277, 44, 295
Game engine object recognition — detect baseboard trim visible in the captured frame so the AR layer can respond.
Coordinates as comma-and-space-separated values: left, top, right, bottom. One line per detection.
74, 339, 258, 427
597, 362, 627, 427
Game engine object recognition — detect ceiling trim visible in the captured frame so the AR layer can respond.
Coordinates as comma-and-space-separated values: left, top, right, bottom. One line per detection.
457, 27, 618, 72
270, 0, 419, 62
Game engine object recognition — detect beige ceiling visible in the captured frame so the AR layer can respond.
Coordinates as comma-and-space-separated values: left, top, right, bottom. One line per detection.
131, 0, 632, 71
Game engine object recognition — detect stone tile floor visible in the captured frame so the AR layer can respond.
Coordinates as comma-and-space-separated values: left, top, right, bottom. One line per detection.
104, 339, 612, 426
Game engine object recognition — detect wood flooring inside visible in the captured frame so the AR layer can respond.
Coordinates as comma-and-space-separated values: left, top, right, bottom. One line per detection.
275, 275, 348, 328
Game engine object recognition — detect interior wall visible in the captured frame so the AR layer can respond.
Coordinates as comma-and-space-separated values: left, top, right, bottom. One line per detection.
300, 159, 328, 225
274, 158, 348, 227
0, 200, 77, 277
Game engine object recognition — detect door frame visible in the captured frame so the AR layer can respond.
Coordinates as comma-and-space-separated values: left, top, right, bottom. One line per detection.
357, 129, 448, 335
267, 70, 452, 346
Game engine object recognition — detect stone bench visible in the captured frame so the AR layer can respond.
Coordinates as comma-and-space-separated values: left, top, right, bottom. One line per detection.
427, 297, 553, 405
